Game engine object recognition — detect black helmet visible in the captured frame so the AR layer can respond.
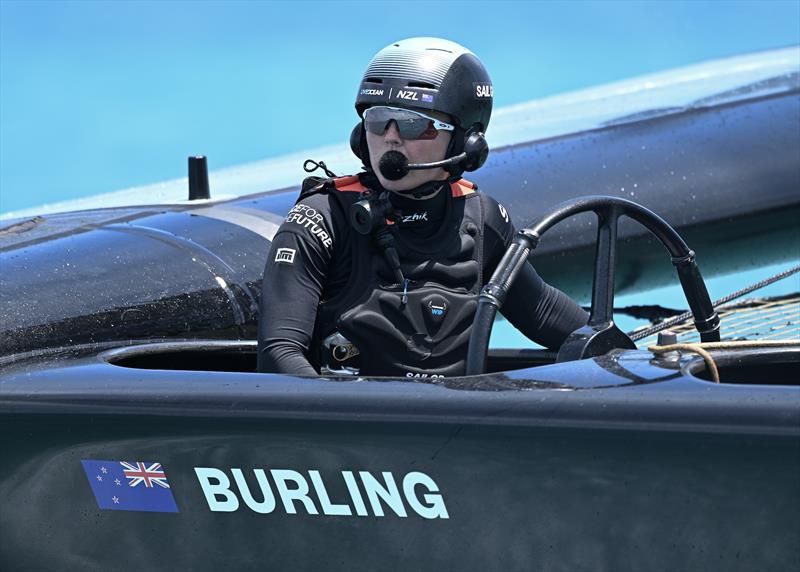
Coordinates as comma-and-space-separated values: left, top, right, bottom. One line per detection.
355, 37, 493, 133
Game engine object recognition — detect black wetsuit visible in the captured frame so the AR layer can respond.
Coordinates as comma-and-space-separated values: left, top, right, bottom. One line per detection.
258, 172, 587, 376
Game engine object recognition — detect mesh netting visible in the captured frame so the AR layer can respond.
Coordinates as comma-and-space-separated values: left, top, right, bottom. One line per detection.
633, 293, 800, 347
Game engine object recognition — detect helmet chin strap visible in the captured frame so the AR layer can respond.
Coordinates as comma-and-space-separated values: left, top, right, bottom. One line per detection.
386, 175, 447, 199
364, 166, 447, 199
403, 179, 448, 199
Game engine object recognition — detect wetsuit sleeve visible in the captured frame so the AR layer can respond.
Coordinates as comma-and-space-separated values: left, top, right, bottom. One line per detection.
503, 264, 589, 349
257, 196, 338, 374
481, 194, 589, 349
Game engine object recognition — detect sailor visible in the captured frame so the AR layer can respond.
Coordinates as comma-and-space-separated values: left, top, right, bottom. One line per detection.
258, 37, 587, 376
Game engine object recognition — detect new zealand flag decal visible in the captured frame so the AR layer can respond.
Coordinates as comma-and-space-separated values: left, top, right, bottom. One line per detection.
81, 460, 179, 513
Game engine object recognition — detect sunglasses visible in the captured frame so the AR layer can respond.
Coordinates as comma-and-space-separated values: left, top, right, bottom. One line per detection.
363, 106, 455, 140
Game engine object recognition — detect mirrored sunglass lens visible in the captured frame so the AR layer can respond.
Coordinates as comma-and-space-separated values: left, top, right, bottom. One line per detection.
365, 109, 436, 139
396, 117, 431, 139
364, 118, 389, 135
401, 119, 438, 140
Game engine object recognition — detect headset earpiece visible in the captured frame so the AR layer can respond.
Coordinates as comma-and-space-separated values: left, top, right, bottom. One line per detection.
349, 122, 373, 170
462, 128, 489, 172
445, 125, 488, 177
350, 123, 364, 160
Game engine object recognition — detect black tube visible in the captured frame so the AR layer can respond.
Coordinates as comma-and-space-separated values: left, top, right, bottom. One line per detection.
189, 156, 211, 200
588, 206, 620, 326
487, 239, 533, 305
466, 232, 535, 375
673, 253, 721, 341
466, 299, 499, 375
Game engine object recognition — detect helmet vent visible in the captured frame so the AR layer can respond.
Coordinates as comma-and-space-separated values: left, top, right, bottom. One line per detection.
365, 77, 384, 84
407, 81, 436, 89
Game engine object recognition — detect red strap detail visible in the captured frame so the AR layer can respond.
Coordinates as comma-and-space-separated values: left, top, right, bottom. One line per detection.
334, 176, 367, 193
334, 175, 474, 196
450, 178, 476, 197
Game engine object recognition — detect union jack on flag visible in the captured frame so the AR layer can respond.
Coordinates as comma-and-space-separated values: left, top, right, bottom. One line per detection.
81, 459, 179, 513
122, 461, 170, 489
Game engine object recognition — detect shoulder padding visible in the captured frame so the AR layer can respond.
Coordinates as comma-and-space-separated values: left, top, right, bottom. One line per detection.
297, 175, 332, 203
297, 174, 370, 204
479, 191, 514, 240
303, 174, 476, 200
334, 176, 368, 193
450, 178, 477, 198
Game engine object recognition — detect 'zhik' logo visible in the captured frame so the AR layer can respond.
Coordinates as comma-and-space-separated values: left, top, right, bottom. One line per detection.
401, 212, 429, 224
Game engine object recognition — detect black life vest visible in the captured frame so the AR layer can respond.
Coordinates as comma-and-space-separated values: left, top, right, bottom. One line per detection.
307, 174, 486, 377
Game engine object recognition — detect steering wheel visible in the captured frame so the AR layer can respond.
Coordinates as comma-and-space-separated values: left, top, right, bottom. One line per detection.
465, 196, 720, 375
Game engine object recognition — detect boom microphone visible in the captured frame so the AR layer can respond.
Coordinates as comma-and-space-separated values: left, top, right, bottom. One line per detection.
378, 151, 408, 181
378, 150, 468, 181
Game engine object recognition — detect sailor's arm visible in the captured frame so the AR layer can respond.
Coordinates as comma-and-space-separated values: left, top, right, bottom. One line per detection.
257, 230, 329, 374
258, 192, 341, 374
502, 263, 589, 349
481, 193, 588, 349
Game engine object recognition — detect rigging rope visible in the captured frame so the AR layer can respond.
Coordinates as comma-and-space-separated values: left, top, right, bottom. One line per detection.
629, 264, 800, 342
648, 340, 799, 383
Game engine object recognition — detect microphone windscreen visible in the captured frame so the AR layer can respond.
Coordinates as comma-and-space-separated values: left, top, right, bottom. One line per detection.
378, 151, 409, 181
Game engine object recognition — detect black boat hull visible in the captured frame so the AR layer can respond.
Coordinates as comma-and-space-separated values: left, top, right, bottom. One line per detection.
1, 344, 798, 571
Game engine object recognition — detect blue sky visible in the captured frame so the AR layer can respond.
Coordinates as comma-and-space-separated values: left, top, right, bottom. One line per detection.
1, 0, 799, 214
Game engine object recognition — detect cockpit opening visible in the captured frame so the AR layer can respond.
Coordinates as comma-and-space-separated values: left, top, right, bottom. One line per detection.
102, 342, 558, 375
684, 346, 800, 385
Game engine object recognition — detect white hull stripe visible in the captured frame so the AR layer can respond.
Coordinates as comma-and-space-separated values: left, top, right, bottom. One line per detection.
190, 205, 283, 241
